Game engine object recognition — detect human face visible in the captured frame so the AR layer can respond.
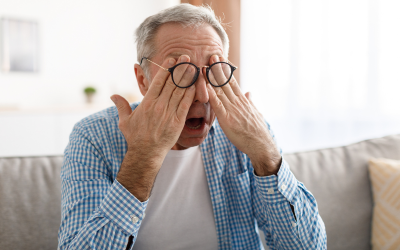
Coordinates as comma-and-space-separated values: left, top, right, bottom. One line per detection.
136, 23, 224, 150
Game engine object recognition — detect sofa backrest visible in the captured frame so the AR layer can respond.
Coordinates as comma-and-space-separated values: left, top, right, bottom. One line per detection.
1, 135, 399, 249
284, 134, 400, 250
0, 156, 63, 250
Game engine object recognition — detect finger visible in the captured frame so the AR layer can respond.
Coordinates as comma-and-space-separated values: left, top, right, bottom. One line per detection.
177, 65, 197, 87
110, 95, 132, 120
245, 92, 251, 100
245, 91, 256, 105
170, 55, 196, 88
176, 84, 196, 121
228, 74, 243, 97
209, 60, 228, 85
208, 55, 236, 102
145, 57, 176, 100
168, 82, 187, 111
172, 63, 189, 86
157, 55, 190, 104
243, 91, 258, 112
206, 84, 227, 118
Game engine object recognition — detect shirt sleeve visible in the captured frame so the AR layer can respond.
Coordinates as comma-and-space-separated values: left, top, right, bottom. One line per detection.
250, 123, 327, 249
58, 123, 147, 249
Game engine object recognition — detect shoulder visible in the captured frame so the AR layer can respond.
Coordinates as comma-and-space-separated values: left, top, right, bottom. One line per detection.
67, 102, 141, 152
64, 102, 141, 171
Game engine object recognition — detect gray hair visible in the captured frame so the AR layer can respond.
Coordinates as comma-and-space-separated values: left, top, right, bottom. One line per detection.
135, 3, 230, 78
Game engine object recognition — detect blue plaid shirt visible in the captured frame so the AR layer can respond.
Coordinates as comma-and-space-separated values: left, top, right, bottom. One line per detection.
58, 103, 327, 249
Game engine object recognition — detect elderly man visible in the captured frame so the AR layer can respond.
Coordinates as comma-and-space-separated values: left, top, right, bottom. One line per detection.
58, 4, 326, 250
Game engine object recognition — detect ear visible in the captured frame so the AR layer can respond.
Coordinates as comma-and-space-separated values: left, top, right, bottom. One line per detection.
134, 63, 150, 96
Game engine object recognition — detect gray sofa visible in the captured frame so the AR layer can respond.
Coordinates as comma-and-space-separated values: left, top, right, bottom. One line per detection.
1, 134, 400, 250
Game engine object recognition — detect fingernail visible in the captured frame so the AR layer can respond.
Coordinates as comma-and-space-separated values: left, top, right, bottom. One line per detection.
213, 55, 219, 63
180, 55, 189, 63
110, 95, 117, 103
168, 58, 175, 66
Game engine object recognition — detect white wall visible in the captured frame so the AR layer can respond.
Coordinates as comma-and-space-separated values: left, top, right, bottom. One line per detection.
0, 0, 180, 157
241, 0, 400, 153
0, 0, 180, 109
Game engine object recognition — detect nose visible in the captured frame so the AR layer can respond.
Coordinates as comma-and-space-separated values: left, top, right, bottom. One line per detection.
192, 67, 209, 104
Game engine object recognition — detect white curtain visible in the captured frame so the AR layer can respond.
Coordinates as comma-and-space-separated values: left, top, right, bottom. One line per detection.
241, 0, 400, 153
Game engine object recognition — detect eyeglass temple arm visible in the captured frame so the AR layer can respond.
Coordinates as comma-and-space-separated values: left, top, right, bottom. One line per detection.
141, 56, 237, 70
140, 57, 168, 71
202, 59, 238, 69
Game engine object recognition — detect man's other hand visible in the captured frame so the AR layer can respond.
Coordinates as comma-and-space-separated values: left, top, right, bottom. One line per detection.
206, 55, 282, 176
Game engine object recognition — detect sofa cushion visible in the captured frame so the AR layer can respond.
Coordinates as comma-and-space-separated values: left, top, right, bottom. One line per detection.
0, 156, 63, 250
284, 134, 400, 250
368, 158, 400, 249
1, 135, 400, 250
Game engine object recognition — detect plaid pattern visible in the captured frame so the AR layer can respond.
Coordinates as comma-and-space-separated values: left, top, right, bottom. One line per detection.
58, 102, 327, 250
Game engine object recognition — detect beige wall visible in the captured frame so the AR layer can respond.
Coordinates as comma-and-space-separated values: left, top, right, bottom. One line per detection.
181, 0, 241, 84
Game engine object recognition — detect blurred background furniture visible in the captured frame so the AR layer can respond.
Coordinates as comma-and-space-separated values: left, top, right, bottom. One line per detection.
1, 134, 399, 250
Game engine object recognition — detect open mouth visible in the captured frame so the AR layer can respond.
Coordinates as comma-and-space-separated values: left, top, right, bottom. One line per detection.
185, 117, 204, 130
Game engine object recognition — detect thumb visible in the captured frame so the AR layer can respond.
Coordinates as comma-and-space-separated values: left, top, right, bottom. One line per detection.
110, 94, 132, 119
244, 92, 256, 108
245, 92, 251, 100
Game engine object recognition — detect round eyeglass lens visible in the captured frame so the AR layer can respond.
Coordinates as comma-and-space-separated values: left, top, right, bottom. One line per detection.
172, 63, 197, 88
208, 62, 232, 86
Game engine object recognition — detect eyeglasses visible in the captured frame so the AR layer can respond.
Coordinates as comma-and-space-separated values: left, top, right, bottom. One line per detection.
140, 57, 238, 88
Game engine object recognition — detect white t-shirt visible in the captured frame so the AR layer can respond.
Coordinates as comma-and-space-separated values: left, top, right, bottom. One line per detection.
132, 146, 219, 250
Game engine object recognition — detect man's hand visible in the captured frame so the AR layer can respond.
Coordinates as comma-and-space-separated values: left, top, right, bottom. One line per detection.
111, 56, 196, 201
206, 55, 282, 176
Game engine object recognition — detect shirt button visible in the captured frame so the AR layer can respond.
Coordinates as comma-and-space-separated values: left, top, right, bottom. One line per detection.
267, 188, 274, 194
131, 216, 139, 224
281, 184, 287, 191
292, 222, 297, 227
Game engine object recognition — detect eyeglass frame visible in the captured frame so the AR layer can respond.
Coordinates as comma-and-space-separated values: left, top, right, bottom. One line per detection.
139, 57, 238, 88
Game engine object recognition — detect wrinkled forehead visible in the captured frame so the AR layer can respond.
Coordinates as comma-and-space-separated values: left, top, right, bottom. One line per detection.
153, 22, 224, 63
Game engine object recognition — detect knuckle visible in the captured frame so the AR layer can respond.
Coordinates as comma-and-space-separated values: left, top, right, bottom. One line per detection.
172, 88, 184, 98
116, 104, 125, 111
230, 78, 238, 86
234, 98, 244, 107
215, 88, 225, 97
152, 79, 164, 88
216, 100, 224, 108
166, 77, 176, 87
